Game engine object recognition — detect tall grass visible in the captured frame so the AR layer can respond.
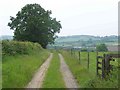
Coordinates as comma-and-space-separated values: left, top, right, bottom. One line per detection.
0, 41, 2, 89
2, 50, 49, 88
0, 62, 1, 89
2, 40, 50, 88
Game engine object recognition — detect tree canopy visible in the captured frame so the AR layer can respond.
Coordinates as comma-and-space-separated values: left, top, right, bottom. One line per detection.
8, 3, 62, 48
96, 44, 108, 52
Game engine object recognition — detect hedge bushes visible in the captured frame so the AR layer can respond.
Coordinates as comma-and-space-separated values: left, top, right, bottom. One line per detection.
2, 40, 42, 56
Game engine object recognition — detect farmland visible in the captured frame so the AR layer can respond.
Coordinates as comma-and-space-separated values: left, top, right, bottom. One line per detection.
1, 1, 119, 89
1, 40, 119, 88
53, 35, 118, 48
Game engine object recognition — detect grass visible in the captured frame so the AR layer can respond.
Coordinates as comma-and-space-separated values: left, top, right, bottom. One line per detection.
42, 51, 65, 88
60, 50, 118, 88
0, 61, 1, 89
2, 50, 49, 88
61, 51, 95, 87
86, 68, 118, 88
0, 42, 2, 89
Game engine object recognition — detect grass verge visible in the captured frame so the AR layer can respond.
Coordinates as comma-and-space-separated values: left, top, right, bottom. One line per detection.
61, 51, 95, 88
2, 50, 49, 88
61, 50, 118, 88
42, 51, 65, 88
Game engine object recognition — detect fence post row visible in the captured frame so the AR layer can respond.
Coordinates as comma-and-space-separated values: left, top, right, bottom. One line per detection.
70, 50, 118, 79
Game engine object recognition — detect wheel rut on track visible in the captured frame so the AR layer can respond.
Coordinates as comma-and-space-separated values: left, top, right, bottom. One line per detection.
59, 53, 79, 88
26, 53, 53, 88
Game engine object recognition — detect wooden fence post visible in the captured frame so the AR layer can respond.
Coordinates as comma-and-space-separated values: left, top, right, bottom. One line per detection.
87, 52, 89, 69
73, 49, 75, 57
96, 51, 98, 75
71, 49, 72, 56
78, 51, 80, 64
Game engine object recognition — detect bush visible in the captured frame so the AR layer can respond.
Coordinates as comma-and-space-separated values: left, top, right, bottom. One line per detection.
81, 48, 87, 52
96, 44, 108, 52
2, 40, 42, 56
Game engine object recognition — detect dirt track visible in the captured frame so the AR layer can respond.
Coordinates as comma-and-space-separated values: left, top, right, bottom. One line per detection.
26, 53, 53, 88
26, 53, 79, 88
59, 53, 79, 88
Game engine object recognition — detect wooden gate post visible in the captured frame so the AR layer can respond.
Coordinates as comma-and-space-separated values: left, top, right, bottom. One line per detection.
102, 54, 105, 79
105, 54, 115, 75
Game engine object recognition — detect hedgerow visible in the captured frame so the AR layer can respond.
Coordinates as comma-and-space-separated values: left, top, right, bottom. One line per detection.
2, 40, 42, 56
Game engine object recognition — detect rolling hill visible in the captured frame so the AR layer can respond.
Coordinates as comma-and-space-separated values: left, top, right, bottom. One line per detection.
53, 35, 118, 48
1, 35, 118, 48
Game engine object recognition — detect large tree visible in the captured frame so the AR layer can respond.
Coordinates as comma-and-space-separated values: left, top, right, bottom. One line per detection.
8, 4, 62, 48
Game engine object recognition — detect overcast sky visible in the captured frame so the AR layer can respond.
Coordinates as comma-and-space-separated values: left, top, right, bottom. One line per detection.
0, 0, 119, 36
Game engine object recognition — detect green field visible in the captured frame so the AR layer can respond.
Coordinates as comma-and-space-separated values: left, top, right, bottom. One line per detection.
42, 51, 65, 88
61, 50, 118, 88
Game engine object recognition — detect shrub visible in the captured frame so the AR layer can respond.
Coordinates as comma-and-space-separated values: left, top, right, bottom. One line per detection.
96, 44, 108, 52
2, 40, 42, 56
81, 48, 87, 52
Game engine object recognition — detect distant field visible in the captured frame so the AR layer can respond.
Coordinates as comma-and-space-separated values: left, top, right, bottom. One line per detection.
54, 35, 118, 47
